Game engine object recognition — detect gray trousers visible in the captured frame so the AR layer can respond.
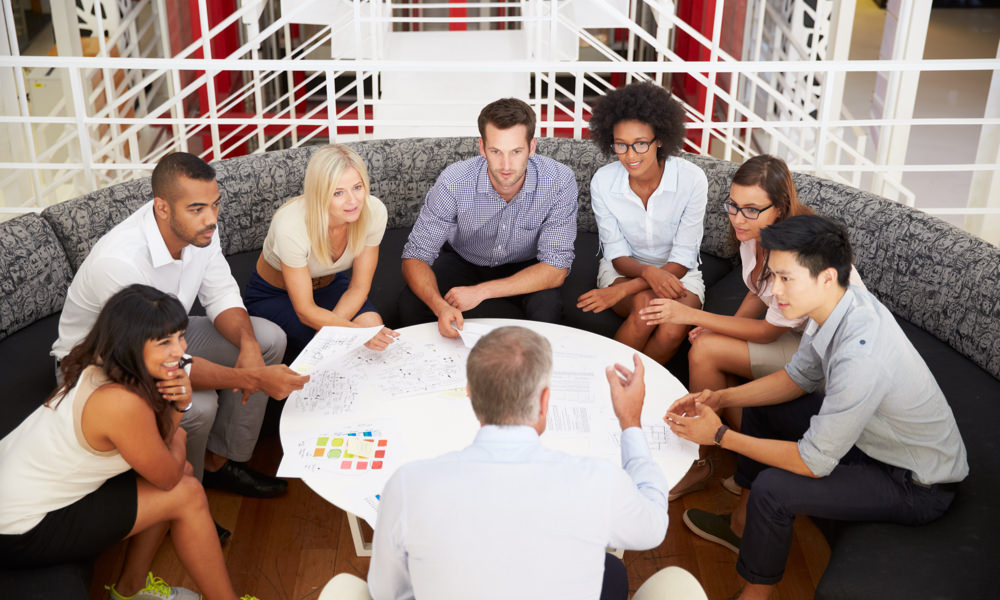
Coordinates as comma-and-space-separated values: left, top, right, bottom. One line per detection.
180, 316, 286, 479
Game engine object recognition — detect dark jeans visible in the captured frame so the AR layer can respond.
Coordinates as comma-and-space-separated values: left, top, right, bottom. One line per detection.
735, 393, 958, 585
245, 270, 378, 360
398, 246, 562, 327
600, 552, 629, 600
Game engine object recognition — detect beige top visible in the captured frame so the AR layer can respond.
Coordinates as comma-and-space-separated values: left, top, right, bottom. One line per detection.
261, 195, 388, 278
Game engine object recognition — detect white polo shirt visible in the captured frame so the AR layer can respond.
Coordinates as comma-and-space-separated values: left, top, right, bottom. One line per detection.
51, 201, 244, 359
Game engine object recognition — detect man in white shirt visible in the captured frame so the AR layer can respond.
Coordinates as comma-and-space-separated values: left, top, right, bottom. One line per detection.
52, 152, 309, 499
368, 326, 670, 600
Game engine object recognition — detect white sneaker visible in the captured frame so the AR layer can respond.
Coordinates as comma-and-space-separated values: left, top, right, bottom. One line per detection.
107, 572, 202, 600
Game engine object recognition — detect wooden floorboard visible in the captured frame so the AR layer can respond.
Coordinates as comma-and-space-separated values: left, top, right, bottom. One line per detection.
90, 425, 829, 600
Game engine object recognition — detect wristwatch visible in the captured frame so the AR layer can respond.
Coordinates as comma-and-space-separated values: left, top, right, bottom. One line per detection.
172, 400, 193, 413
714, 424, 730, 446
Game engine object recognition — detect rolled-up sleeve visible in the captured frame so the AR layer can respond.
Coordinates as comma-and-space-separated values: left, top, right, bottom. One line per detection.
199, 244, 245, 322
665, 168, 707, 269
784, 342, 825, 394
535, 170, 577, 270
591, 178, 631, 262
606, 427, 670, 550
798, 355, 885, 477
401, 181, 458, 266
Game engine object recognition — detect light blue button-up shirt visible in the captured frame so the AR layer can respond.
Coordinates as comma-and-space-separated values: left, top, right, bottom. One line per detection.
590, 156, 707, 269
786, 286, 969, 484
368, 425, 670, 600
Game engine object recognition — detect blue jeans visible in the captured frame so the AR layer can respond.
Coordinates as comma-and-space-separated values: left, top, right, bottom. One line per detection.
245, 270, 378, 360
735, 394, 957, 585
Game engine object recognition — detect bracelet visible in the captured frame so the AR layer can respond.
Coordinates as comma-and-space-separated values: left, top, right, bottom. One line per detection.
172, 401, 193, 413
714, 424, 730, 446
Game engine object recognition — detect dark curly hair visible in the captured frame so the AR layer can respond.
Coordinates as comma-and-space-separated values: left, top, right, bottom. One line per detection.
588, 82, 687, 162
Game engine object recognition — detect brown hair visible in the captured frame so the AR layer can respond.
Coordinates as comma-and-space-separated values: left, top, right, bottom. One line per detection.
477, 98, 536, 143
731, 155, 813, 222
731, 155, 814, 287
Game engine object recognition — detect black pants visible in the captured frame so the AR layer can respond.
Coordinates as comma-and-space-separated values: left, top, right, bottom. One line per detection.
735, 393, 957, 585
600, 552, 629, 600
398, 246, 562, 326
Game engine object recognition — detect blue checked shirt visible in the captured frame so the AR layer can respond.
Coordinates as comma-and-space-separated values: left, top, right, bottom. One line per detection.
402, 155, 578, 269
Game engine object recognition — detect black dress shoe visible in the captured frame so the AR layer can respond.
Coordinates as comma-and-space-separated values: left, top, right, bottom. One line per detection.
203, 460, 288, 498
215, 520, 232, 546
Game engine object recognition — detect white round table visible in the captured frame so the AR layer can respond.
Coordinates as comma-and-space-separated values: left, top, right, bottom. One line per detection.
279, 318, 697, 556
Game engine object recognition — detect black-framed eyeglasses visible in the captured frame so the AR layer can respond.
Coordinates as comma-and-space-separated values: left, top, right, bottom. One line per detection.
612, 141, 655, 155
724, 199, 773, 220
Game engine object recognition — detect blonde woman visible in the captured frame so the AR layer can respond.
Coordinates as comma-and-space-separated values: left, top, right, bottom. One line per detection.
246, 145, 397, 357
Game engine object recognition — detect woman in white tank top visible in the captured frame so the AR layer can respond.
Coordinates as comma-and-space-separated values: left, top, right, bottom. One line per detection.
0, 284, 256, 600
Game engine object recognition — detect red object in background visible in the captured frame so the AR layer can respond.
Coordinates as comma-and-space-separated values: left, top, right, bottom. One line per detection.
673, 0, 717, 147
449, 0, 467, 31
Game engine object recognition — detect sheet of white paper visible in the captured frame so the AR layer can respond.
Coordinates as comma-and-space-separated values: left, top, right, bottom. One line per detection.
337, 338, 466, 397
550, 349, 600, 404
546, 402, 593, 434
595, 423, 700, 488
289, 325, 384, 374
284, 370, 358, 421
455, 321, 495, 348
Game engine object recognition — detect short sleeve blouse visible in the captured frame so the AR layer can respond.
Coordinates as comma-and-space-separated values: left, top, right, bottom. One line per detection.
261, 194, 388, 278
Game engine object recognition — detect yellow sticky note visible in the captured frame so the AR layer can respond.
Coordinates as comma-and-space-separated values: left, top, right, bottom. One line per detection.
345, 437, 377, 459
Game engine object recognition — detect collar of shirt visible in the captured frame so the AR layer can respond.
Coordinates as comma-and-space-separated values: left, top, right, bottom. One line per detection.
140, 203, 182, 268
804, 286, 857, 355
473, 424, 541, 457
474, 155, 540, 203
610, 155, 679, 202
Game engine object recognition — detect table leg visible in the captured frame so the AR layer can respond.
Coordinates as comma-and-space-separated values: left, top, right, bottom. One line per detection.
347, 511, 373, 557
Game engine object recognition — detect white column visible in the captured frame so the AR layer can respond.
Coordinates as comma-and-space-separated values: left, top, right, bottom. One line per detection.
870, 0, 931, 203
964, 41, 1000, 245
816, 0, 856, 173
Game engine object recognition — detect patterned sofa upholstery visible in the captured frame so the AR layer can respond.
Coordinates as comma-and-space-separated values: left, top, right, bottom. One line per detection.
1, 138, 998, 599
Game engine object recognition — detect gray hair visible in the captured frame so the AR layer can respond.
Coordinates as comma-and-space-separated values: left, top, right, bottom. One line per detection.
467, 326, 552, 426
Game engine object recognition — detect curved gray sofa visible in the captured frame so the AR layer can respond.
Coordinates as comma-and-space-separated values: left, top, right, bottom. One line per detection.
2, 138, 997, 599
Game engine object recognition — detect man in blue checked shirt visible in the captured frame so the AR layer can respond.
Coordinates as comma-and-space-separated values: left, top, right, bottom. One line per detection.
399, 98, 578, 338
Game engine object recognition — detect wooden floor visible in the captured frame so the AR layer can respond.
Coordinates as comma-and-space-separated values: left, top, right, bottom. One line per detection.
90, 416, 829, 600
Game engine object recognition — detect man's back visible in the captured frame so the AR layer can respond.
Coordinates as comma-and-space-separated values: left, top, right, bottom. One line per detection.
369, 425, 668, 600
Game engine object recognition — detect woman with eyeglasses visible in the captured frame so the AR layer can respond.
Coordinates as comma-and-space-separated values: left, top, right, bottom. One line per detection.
639, 156, 863, 496
577, 81, 708, 368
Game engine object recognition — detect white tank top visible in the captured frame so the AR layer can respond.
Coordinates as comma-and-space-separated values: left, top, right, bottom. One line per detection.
0, 366, 132, 534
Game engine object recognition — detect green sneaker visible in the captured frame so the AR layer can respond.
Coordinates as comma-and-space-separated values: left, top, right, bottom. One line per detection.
107, 572, 202, 600
683, 508, 742, 554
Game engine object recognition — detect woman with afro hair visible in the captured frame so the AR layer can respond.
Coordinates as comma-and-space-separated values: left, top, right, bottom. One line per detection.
577, 81, 709, 501
578, 82, 708, 366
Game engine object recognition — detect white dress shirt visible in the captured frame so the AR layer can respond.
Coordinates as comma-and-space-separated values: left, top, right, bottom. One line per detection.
52, 201, 244, 359
590, 157, 707, 270
368, 425, 670, 600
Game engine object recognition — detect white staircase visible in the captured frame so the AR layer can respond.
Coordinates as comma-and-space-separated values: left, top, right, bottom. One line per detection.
377, 30, 529, 138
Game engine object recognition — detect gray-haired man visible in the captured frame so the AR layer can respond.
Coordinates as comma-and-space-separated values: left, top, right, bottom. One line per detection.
368, 326, 670, 600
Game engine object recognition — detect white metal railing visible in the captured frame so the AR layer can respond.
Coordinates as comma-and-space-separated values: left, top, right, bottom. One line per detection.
0, 0, 997, 243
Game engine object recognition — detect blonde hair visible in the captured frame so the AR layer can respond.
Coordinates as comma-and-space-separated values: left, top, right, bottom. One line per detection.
293, 144, 372, 267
